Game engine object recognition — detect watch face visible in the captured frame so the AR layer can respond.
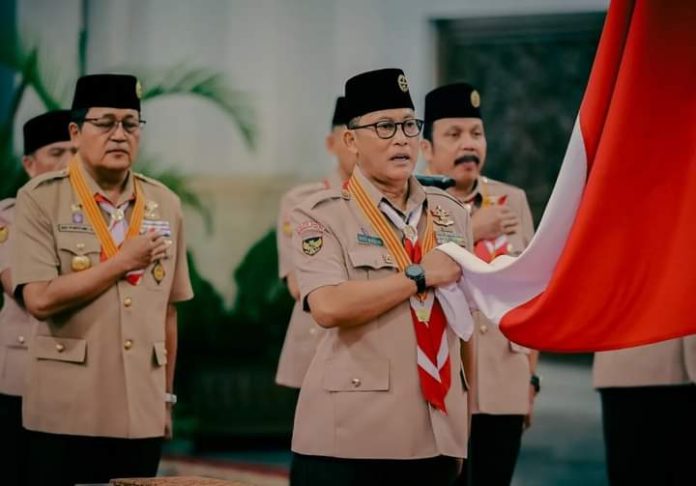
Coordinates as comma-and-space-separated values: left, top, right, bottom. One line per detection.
406, 265, 424, 279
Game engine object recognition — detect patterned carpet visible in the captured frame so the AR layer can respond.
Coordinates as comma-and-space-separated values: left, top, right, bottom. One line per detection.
159, 455, 289, 486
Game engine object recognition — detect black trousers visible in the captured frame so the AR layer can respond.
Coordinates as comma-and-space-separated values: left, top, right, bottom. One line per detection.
600, 385, 696, 486
291, 453, 461, 486
26, 430, 163, 486
455, 413, 524, 486
0, 393, 28, 486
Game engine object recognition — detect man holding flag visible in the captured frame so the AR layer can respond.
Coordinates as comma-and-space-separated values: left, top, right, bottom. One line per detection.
11, 74, 193, 485
422, 82, 539, 486
289, 68, 473, 485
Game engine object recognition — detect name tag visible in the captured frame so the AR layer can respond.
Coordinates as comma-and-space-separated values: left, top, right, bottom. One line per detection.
435, 231, 466, 246
357, 234, 384, 247
58, 224, 94, 234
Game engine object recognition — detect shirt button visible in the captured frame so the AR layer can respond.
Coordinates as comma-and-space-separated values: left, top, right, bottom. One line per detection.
351, 378, 361, 388
18, 335, 25, 344
123, 297, 133, 307
124, 339, 133, 350
480, 324, 488, 334
56, 343, 65, 353
309, 327, 317, 336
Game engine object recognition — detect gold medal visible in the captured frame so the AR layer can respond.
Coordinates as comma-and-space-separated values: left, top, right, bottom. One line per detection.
71, 255, 91, 272
0, 226, 8, 243
144, 201, 159, 219
152, 261, 166, 284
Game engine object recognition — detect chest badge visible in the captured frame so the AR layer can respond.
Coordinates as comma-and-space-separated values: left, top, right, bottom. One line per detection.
431, 205, 454, 227
152, 261, 166, 284
71, 255, 91, 272
0, 226, 8, 243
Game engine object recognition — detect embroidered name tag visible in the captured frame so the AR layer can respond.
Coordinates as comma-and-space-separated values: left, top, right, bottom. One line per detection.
141, 220, 172, 237
58, 224, 94, 234
357, 234, 384, 247
435, 232, 466, 246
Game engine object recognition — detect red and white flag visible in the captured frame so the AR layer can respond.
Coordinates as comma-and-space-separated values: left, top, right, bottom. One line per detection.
440, 0, 696, 352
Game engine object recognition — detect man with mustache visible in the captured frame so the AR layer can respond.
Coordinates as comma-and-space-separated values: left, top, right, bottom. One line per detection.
422, 83, 539, 486
275, 96, 357, 389
0, 110, 74, 486
10, 74, 193, 486
289, 68, 474, 486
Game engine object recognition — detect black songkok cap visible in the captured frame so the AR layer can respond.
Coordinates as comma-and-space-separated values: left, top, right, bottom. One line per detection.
424, 82, 482, 125
331, 96, 350, 127
344, 68, 414, 121
23, 110, 71, 155
71, 74, 142, 112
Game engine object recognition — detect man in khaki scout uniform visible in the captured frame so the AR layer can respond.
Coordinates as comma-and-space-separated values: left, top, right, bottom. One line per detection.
11, 74, 193, 486
593, 339, 696, 485
422, 83, 540, 486
0, 110, 74, 486
289, 68, 474, 486
275, 96, 357, 388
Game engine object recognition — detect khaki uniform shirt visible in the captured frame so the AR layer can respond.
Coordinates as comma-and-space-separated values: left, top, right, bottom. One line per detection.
0, 199, 39, 396
11, 167, 193, 438
464, 177, 535, 415
593, 337, 696, 388
290, 167, 472, 459
275, 171, 342, 388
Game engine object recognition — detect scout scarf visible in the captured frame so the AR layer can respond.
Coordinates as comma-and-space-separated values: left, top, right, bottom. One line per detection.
469, 180, 510, 262
68, 156, 145, 284
347, 173, 451, 413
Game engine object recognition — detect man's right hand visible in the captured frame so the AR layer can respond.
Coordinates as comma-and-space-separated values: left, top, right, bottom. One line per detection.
421, 249, 462, 288
115, 232, 169, 273
472, 205, 520, 241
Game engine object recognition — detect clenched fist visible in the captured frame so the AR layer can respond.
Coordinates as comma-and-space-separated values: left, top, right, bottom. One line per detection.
421, 249, 462, 288
472, 205, 520, 241
115, 232, 169, 273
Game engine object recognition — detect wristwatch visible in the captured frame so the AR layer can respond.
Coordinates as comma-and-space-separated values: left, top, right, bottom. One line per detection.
165, 392, 178, 405
405, 264, 427, 294
530, 374, 542, 394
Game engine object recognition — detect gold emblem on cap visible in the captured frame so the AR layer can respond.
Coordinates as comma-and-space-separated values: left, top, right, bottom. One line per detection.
0, 226, 8, 244
135, 80, 143, 99
152, 261, 166, 284
397, 74, 409, 93
71, 255, 91, 272
470, 90, 481, 108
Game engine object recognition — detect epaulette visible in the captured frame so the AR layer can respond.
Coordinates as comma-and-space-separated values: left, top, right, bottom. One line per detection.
301, 187, 344, 211
23, 168, 68, 191
133, 172, 168, 189
424, 186, 466, 208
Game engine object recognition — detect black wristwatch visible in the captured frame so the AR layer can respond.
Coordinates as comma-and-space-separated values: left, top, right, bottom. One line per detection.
405, 264, 427, 294
530, 374, 542, 394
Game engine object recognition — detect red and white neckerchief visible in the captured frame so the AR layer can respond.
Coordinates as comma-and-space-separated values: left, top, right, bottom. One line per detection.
379, 201, 451, 413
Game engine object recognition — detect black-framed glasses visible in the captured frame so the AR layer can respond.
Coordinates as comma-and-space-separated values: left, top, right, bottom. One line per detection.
83, 117, 146, 134
350, 119, 424, 139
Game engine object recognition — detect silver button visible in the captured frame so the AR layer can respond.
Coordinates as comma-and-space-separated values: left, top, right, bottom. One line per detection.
351, 378, 361, 388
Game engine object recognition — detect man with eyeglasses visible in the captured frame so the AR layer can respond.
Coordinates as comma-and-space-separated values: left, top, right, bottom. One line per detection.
289, 68, 474, 486
10, 74, 193, 485
0, 110, 74, 486
275, 96, 357, 389
421, 83, 539, 486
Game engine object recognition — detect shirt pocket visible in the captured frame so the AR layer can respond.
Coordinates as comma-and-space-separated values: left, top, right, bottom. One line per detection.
322, 355, 390, 392
56, 235, 101, 275
347, 247, 398, 281
33, 336, 87, 364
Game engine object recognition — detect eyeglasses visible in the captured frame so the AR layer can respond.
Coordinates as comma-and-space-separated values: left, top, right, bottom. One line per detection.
83, 117, 146, 134
350, 119, 424, 139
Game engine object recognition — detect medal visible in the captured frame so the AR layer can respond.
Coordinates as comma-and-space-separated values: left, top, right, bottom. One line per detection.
152, 261, 166, 284
71, 255, 91, 272
431, 205, 454, 227
71, 203, 84, 224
